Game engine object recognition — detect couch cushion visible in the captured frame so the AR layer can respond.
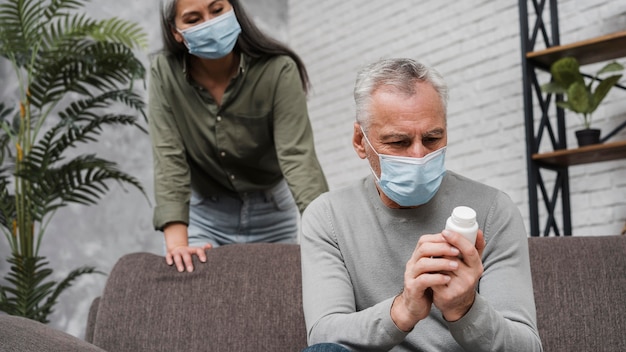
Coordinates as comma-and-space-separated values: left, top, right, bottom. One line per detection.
0, 315, 106, 352
90, 243, 307, 352
528, 235, 626, 352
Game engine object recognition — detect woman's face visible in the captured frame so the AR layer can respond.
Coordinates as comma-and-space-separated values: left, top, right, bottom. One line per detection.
172, 0, 233, 42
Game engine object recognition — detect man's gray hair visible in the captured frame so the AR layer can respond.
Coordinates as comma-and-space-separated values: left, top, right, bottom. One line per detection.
354, 58, 449, 129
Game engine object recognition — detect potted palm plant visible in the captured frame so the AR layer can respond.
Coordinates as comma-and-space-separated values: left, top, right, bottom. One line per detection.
0, 0, 148, 323
541, 56, 624, 147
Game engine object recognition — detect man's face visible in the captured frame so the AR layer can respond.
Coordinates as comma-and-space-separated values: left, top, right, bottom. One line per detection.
353, 81, 447, 207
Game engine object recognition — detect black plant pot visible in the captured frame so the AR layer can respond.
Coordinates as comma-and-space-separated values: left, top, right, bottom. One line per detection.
575, 129, 601, 147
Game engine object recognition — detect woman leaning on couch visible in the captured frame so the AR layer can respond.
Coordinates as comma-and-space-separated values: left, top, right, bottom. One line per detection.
149, 0, 328, 272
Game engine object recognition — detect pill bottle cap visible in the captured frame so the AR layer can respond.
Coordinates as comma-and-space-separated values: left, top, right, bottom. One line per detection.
451, 206, 477, 227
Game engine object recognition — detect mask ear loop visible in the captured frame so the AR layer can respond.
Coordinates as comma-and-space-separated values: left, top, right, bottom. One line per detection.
360, 125, 380, 157
359, 126, 383, 183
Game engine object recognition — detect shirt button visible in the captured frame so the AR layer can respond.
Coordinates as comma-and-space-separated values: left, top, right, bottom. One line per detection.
230, 174, 235, 180
216, 116, 222, 122
220, 151, 226, 157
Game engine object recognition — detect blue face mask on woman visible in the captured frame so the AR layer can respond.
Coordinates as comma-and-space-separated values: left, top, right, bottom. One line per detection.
178, 9, 241, 59
361, 127, 446, 207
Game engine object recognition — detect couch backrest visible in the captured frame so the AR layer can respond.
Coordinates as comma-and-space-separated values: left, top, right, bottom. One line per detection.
89, 236, 626, 352
528, 235, 626, 352
89, 243, 307, 352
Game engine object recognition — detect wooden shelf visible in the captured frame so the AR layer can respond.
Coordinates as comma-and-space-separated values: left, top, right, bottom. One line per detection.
532, 139, 626, 167
527, 31, 626, 69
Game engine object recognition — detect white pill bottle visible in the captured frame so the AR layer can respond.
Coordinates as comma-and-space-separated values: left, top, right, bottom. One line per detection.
445, 206, 478, 245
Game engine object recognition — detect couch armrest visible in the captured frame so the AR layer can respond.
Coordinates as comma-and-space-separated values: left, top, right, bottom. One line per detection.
0, 314, 106, 352
529, 235, 626, 352
85, 296, 100, 344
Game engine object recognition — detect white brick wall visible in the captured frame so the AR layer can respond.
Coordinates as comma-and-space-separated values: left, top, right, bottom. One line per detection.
288, 0, 626, 236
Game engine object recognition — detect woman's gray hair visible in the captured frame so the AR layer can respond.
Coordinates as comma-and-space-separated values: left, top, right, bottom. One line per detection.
354, 58, 449, 130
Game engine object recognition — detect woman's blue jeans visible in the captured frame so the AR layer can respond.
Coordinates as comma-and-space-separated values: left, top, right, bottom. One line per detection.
187, 179, 299, 247
302, 343, 351, 352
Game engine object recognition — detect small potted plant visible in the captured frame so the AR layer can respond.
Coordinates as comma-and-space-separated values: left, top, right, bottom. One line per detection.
541, 56, 624, 147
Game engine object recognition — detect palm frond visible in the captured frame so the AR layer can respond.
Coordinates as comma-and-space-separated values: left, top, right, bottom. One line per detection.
0, 0, 46, 57
43, 0, 84, 21
39, 12, 98, 58
56, 89, 147, 124
41, 11, 147, 53
29, 41, 146, 108
0, 101, 16, 125
75, 89, 147, 122
0, 254, 100, 323
17, 154, 145, 221
26, 112, 143, 171
0, 102, 15, 119
0, 102, 17, 162
0, 255, 54, 319
0, 166, 16, 231
91, 17, 148, 50
39, 265, 103, 322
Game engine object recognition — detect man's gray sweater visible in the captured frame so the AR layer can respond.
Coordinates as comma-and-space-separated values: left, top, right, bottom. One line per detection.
301, 171, 542, 351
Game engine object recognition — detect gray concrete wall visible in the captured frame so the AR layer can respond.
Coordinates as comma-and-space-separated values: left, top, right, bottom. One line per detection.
0, 0, 287, 337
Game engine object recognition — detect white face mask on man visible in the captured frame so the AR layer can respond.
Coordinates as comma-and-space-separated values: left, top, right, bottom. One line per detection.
361, 126, 446, 206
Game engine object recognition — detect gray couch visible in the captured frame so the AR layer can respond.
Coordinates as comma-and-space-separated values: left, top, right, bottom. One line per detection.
1, 236, 625, 352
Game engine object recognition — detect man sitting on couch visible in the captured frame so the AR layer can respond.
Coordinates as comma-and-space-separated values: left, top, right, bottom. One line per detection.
300, 57, 543, 351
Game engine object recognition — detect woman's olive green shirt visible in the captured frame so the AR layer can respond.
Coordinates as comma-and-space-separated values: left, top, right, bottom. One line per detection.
148, 52, 328, 230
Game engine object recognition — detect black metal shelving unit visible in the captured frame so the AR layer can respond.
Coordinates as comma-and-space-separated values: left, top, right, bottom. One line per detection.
518, 0, 626, 236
